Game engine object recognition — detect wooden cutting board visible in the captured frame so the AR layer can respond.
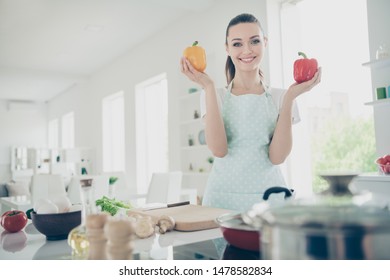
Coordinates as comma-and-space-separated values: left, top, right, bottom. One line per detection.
127, 204, 234, 232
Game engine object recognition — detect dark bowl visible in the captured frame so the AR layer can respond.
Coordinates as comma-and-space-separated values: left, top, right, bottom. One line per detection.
31, 210, 82, 240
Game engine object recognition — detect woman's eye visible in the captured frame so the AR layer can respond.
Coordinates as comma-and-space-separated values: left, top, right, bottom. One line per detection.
251, 39, 261, 45
232, 42, 242, 47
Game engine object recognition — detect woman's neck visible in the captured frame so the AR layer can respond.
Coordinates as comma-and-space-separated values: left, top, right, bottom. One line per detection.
231, 71, 263, 94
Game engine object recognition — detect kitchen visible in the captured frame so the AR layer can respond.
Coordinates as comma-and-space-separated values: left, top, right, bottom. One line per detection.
1, 0, 390, 268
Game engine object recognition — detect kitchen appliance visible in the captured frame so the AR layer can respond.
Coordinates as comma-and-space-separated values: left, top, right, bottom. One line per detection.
249, 173, 390, 259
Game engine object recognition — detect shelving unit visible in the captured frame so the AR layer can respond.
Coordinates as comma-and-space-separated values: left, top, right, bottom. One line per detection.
179, 89, 213, 197
362, 56, 390, 157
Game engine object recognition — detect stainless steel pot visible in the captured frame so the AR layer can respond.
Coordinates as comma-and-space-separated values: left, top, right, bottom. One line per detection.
259, 203, 390, 260
243, 173, 390, 259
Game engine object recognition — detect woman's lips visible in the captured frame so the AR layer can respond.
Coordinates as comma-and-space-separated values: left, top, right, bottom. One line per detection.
239, 57, 256, 63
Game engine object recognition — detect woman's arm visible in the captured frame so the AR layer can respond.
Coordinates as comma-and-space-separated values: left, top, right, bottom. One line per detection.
203, 84, 228, 157
181, 58, 228, 157
269, 68, 322, 164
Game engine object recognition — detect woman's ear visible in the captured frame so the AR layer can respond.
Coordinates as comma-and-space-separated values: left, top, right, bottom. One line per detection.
225, 43, 229, 55
263, 36, 268, 48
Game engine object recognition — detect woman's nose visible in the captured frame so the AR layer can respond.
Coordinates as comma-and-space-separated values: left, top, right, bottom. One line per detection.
242, 43, 252, 54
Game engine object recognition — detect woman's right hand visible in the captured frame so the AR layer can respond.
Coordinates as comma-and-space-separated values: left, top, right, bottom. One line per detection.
180, 57, 214, 90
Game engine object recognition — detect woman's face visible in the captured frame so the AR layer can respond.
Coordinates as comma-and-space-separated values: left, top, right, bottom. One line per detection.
226, 22, 267, 73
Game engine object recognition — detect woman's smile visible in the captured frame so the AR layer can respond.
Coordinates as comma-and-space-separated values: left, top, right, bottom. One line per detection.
239, 56, 256, 63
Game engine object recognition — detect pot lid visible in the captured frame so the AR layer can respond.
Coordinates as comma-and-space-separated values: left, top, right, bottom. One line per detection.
216, 213, 258, 232
261, 203, 390, 230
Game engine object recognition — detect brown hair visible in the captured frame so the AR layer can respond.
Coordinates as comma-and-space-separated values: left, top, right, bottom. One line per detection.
225, 13, 266, 84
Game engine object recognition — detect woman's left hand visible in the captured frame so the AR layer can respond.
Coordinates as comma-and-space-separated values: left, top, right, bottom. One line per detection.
287, 67, 322, 99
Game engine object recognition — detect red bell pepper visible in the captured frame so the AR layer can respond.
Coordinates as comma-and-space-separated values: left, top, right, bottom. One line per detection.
293, 52, 318, 83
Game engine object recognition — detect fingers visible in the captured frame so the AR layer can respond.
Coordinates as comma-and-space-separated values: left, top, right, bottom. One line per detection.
180, 57, 199, 83
180, 57, 188, 73
303, 67, 322, 89
313, 67, 322, 84
184, 57, 199, 75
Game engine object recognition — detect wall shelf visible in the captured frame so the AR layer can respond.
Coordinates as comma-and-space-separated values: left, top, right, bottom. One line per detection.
180, 118, 202, 126
364, 98, 390, 106
362, 58, 390, 69
179, 91, 201, 100
183, 172, 210, 176
181, 145, 208, 151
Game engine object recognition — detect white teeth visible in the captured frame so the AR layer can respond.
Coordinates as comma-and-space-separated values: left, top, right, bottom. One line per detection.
240, 57, 254, 62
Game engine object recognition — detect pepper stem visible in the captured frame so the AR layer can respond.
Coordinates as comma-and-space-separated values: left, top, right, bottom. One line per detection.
192, 41, 199, 47
298, 52, 307, 59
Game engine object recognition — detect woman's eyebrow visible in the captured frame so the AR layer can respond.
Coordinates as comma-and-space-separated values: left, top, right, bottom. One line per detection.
231, 35, 260, 42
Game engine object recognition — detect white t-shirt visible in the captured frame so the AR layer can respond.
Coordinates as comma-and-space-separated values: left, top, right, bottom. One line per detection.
200, 86, 301, 124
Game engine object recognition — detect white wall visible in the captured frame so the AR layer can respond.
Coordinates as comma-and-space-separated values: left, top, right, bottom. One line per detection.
0, 101, 47, 182
47, 0, 269, 195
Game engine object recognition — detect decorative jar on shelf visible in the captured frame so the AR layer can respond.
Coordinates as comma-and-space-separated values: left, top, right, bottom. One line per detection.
376, 44, 389, 60
194, 110, 200, 119
188, 134, 194, 146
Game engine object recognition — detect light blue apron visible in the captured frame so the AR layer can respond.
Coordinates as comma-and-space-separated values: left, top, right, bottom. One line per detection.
202, 86, 287, 213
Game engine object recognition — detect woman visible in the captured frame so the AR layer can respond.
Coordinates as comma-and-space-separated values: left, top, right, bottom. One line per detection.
180, 13, 321, 212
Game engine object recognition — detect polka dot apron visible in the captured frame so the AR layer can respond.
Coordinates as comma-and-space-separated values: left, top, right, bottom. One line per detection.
202, 86, 287, 212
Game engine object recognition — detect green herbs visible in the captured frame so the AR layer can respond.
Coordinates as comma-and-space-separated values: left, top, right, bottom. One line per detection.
95, 196, 131, 216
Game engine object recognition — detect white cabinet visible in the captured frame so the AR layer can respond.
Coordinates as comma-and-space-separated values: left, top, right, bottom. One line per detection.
179, 90, 213, 197
11, 147, 96, 180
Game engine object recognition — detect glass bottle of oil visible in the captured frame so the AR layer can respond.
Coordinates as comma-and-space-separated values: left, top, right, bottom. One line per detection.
67, 178, 95, 259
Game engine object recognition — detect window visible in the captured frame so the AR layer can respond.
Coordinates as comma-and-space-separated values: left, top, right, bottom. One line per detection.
278, 0, 375, 195
102, 91, 125, 172
61, 112, 74, 149
48, 119, 59, 149
135, 73, 168, 194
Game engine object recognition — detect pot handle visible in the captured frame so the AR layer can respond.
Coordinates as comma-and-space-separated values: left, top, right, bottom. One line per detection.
25, 208, 34, 219
262, 186, 294, 201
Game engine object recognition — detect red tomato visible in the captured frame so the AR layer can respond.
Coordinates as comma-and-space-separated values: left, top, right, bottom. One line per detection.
1, 210, 28, 233
384, 155, 390, 163
376, 157, 387, 165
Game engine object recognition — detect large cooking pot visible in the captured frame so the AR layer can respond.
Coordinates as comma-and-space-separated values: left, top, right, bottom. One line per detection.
215, 186, 293, 252
259, 203, 390, 259
254, 174, 390, 260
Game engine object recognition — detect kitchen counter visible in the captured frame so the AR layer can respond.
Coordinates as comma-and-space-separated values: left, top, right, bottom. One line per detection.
0, 222, 259, 260
352, 173, 390, 207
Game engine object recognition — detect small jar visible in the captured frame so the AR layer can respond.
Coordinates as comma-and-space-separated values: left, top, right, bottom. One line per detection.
188, 134, 194, 146
376, 44, 389, 60
194, 110, 200, 119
